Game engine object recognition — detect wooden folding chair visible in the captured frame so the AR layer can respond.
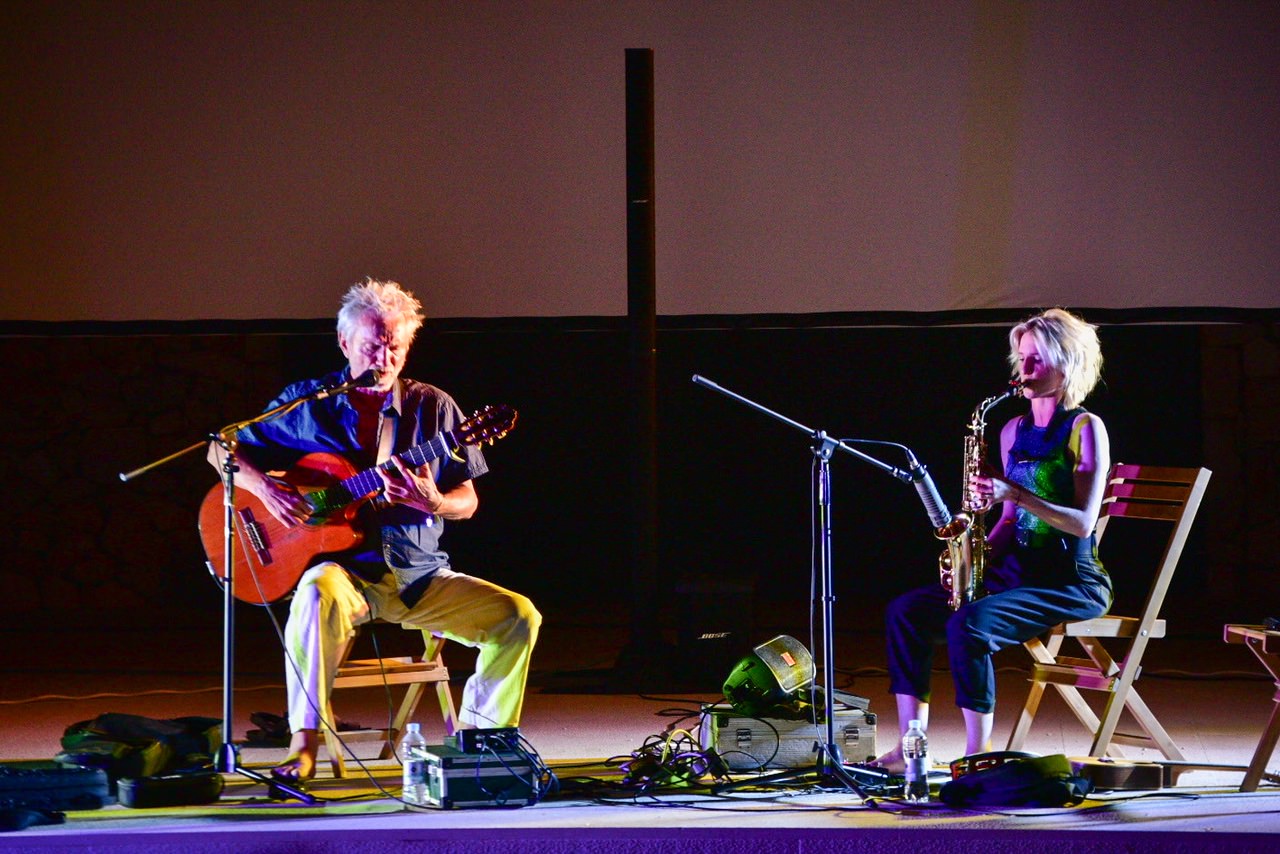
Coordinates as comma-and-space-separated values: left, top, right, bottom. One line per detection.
1223, 624, 1280, 792
323, 628, 459, 778
1005, 464, 1212, 765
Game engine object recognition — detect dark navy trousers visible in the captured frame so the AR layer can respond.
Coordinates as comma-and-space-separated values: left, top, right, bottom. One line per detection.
884, 535, 1112, 714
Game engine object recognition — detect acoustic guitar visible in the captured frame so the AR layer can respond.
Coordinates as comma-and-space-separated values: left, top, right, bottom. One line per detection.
1068, 756, 1168, 791
198, 404, 517, 605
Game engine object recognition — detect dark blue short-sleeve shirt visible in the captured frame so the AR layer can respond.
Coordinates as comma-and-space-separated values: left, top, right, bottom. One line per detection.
234, 369, 487, 606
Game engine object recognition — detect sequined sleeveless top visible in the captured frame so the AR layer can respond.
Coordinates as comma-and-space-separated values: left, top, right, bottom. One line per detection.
1006, 406, 1086, 548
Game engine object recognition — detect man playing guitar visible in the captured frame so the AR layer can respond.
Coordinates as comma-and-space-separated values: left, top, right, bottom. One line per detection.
206, 278, 540, 788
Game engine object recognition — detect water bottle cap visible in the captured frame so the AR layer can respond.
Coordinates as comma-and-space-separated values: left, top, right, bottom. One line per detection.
406, 722, 421, 732
908, 719, 922, 729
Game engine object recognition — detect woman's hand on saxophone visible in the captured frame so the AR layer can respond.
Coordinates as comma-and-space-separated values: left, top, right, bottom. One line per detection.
968, 470, 1017, 513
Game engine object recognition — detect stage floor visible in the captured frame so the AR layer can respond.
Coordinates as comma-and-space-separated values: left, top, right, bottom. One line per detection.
1, 623, 1278, 851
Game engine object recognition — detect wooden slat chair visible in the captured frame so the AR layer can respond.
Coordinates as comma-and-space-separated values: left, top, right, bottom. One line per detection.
1223, 624, 1280, 792
1006, 464, 1212, 766
323, 629, 459, 778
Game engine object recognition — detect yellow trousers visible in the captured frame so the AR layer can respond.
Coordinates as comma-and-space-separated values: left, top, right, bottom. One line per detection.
284, 562, 541, 733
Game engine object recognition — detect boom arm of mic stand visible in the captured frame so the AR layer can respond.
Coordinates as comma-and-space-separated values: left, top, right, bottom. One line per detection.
691, 375, 913, 483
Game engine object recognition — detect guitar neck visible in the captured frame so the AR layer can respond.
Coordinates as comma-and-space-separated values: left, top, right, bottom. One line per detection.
311, 431, 458, 513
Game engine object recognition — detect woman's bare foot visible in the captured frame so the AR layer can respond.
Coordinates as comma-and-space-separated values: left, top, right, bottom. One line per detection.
272, 729, 318, 784
871, 746, 906, 774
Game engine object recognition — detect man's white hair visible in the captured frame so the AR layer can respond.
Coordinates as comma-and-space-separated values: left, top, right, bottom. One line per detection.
336, 277, 425, 341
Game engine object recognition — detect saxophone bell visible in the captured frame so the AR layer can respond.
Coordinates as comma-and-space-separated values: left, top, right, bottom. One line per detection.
935, 511, 971, 541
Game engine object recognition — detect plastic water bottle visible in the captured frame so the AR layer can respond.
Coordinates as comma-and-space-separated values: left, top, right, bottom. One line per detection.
902, 719, 929, 802
400, 722, 429, 806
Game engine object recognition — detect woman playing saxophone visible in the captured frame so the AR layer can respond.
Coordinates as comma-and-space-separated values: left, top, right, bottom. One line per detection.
876, 308, 1113, 768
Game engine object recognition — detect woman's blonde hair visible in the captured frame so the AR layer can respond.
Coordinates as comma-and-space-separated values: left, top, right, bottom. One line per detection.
1007, 308, 1103, 409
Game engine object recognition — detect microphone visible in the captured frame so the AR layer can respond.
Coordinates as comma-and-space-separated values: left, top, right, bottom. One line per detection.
905, 450, 953, 530
314, 369, 382, 399
348, 368, 382, 388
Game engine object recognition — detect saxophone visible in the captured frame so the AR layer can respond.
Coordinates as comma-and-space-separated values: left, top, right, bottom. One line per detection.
936, 381, 1023, 610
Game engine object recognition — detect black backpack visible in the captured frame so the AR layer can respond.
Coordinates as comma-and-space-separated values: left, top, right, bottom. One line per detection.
55, 713, 221, 784
939, 752, 1092, 808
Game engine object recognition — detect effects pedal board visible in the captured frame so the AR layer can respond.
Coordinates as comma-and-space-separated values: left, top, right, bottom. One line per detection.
446, 727, 521, 754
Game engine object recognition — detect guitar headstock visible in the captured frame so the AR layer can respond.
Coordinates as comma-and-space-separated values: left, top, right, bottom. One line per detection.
457, 404, 518, 447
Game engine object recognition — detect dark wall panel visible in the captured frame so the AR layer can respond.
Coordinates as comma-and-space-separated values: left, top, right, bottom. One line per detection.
2, 321, 1239, 669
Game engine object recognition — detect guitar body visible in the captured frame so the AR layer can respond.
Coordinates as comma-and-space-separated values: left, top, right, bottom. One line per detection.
197, 403, 518, 605
198, 453, 366, 605
1069, 757, 1168, 791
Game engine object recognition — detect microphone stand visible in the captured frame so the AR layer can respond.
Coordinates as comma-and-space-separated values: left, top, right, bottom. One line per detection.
118, 373, 375, 804
692, 375, 914, 797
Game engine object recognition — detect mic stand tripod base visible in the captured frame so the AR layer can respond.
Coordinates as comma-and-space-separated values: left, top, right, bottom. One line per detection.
217, 742, 317, 804
712, 744, 874, 800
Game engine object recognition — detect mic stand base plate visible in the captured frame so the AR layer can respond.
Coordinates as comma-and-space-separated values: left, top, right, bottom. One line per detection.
217, 743, 317, 804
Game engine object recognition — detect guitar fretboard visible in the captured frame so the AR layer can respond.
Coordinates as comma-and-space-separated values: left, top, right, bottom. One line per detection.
307, 431, 457, 514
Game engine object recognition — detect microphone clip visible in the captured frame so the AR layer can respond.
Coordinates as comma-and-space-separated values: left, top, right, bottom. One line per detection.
903, 450, 928, 482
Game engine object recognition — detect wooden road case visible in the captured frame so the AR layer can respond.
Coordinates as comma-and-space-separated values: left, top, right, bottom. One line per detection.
700, 698, 878, 771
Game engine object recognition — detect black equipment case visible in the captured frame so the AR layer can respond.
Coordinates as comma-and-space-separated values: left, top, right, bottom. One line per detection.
421, 745, 536, 809
0, 761, 113, 812
117, 769, 225, 808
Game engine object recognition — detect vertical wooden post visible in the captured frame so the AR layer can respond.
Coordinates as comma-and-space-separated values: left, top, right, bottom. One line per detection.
622, 48, 660, 683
